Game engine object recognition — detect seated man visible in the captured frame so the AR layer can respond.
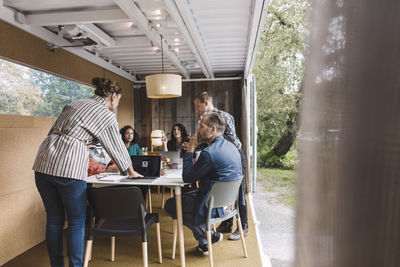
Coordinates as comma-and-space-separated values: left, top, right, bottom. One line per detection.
165, 112, 243, 255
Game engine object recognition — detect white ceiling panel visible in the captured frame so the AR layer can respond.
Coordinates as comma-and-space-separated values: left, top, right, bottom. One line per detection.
1, 0, 268, 80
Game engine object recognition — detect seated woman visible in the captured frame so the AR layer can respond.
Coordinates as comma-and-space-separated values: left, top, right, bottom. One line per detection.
120, 125, 142, 156
87, 145, 118, 176
162, 123, 189, 157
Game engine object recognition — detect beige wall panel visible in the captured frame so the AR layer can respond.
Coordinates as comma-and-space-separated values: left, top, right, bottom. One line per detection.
0, 126, 52, 195
0, 189, 46, 266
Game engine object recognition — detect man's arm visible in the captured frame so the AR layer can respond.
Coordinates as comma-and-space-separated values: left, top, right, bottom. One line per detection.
182, 151, 213, 184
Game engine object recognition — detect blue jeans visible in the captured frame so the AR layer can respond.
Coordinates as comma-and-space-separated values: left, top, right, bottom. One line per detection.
35, 172, 87, 267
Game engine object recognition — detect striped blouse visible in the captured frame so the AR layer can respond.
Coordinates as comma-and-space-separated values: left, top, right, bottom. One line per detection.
33, 95, 132, 180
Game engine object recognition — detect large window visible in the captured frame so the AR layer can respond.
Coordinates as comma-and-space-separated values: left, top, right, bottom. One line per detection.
0, 58, 94, 117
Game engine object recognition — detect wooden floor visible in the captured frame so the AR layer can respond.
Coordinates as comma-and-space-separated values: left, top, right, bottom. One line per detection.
4, 191, 263, 267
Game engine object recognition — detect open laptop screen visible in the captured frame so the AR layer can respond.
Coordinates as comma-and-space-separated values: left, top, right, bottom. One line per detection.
130, 155, 161, 178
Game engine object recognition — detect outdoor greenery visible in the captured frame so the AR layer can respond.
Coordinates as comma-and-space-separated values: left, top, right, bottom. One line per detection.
254, 0, 309, 169
257, 168, 296, 207
0, 58, 93, 117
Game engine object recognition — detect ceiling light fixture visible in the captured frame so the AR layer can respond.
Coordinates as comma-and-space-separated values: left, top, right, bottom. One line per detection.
146, 35, 182, 98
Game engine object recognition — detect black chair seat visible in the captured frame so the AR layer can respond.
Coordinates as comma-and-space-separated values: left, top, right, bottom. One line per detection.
93, 213, 159, 236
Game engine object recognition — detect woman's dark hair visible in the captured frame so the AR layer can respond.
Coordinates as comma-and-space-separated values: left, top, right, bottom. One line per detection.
170, 123, 188, 146
119, 125, 139, 144
92, 77, 122, 97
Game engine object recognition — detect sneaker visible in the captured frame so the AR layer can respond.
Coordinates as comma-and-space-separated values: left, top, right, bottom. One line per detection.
216, 221, 233, 233
197, 244, 209, 255
228, 224, 249, 240
212, 232, 223, 244
197, 232, 223, 256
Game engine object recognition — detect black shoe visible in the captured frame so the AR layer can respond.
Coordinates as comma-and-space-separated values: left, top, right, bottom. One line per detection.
197, 233, 223, 256
216, 221, 233, 233
197, 244, 209, 255
212, 232, 223, 244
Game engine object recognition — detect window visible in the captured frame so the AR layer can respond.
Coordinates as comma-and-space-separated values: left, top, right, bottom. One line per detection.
0, 58, 94, 117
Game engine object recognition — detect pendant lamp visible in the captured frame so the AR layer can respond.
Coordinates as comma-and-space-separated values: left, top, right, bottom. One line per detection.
146, 35, 182, 98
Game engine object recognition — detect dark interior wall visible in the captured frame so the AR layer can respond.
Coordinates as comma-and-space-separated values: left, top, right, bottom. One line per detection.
134, 80, 243, 148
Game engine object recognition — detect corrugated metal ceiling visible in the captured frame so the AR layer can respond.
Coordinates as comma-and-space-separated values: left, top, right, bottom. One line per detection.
1, 0, 268, 81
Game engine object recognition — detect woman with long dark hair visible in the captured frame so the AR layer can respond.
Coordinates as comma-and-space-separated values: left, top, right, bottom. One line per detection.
120, 125, 142, 156
162, 123, 189, 156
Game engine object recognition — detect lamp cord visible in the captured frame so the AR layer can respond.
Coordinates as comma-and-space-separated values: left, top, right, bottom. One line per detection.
161, 35, 164, 74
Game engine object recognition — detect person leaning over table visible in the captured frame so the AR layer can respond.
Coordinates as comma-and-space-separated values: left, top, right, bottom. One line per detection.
32, 77, 143, 267
164, 112, 243, 255
120, 125, 142, 156
193, 91, 249, 240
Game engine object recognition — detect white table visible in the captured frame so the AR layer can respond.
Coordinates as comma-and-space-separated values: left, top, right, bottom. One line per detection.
86, 169, 188, 267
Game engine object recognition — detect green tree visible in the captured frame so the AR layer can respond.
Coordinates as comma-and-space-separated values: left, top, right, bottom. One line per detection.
31, 71, 94, 117
0, 59, 43, 115
254, 0, 309, 168
0, 58, 94, 118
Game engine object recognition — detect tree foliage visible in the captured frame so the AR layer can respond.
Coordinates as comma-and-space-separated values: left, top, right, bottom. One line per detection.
0, 58, 93, 117
254, 0, 309, 168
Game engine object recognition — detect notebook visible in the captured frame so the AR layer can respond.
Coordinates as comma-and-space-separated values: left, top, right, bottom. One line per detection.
130, 155, 161, 179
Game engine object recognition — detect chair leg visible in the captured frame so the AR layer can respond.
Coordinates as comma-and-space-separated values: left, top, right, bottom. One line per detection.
237, 216, 248, 258
83, 239, 92, 267
142, 242, 148, 267
89, 239, 92, 261
172, 219, 177, 259
206, 230, 214, 267
161, 186, 165, 209
148, 187, 152, 213
110, 236, 115, 261
156, 222, 163, 263
170, 188, 174, 197
212, 224, 216, 232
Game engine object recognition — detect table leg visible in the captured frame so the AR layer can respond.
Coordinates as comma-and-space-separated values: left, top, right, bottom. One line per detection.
174, 186, 185, 267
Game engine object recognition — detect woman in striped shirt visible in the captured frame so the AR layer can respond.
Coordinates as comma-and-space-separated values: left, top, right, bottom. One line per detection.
33, 77, 142, 267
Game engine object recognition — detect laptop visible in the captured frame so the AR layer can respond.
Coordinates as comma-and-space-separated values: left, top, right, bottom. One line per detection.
130, 155, 161, 179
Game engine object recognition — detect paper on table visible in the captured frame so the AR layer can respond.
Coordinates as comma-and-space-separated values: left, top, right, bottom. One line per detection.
97, 174, 128, 181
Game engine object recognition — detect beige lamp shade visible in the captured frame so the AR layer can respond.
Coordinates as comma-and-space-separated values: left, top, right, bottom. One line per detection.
145, 74, 182, 98
151, 130, 165, 147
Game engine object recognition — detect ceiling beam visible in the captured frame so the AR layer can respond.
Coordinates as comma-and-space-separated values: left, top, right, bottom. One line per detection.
244, 0, 270, 78
25, 8, 130, 26
77, 24, 116, 47
164, 0, 214, 79
97, 36, 151, 49
0, 5, 136, 81
113, 0, 190, 79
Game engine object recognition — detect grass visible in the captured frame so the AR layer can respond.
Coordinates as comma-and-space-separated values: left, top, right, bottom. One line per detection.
257, 168, 296, 207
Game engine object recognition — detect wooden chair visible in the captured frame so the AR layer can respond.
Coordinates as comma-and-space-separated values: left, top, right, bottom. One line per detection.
84, 186, 162, 267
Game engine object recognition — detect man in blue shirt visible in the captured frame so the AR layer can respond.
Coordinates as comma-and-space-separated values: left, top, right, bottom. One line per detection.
165, 112, 243, 255
193, 92, 249, 240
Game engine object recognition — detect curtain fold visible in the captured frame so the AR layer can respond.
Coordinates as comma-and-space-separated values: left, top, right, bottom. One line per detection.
296, 1, 400, 266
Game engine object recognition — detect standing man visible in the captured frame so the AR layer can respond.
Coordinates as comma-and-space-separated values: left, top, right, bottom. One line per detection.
164, 112, 243, 255
193, 91, 249, 240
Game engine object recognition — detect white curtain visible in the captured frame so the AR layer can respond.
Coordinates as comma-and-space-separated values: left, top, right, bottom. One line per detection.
296, 1, 400, 266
